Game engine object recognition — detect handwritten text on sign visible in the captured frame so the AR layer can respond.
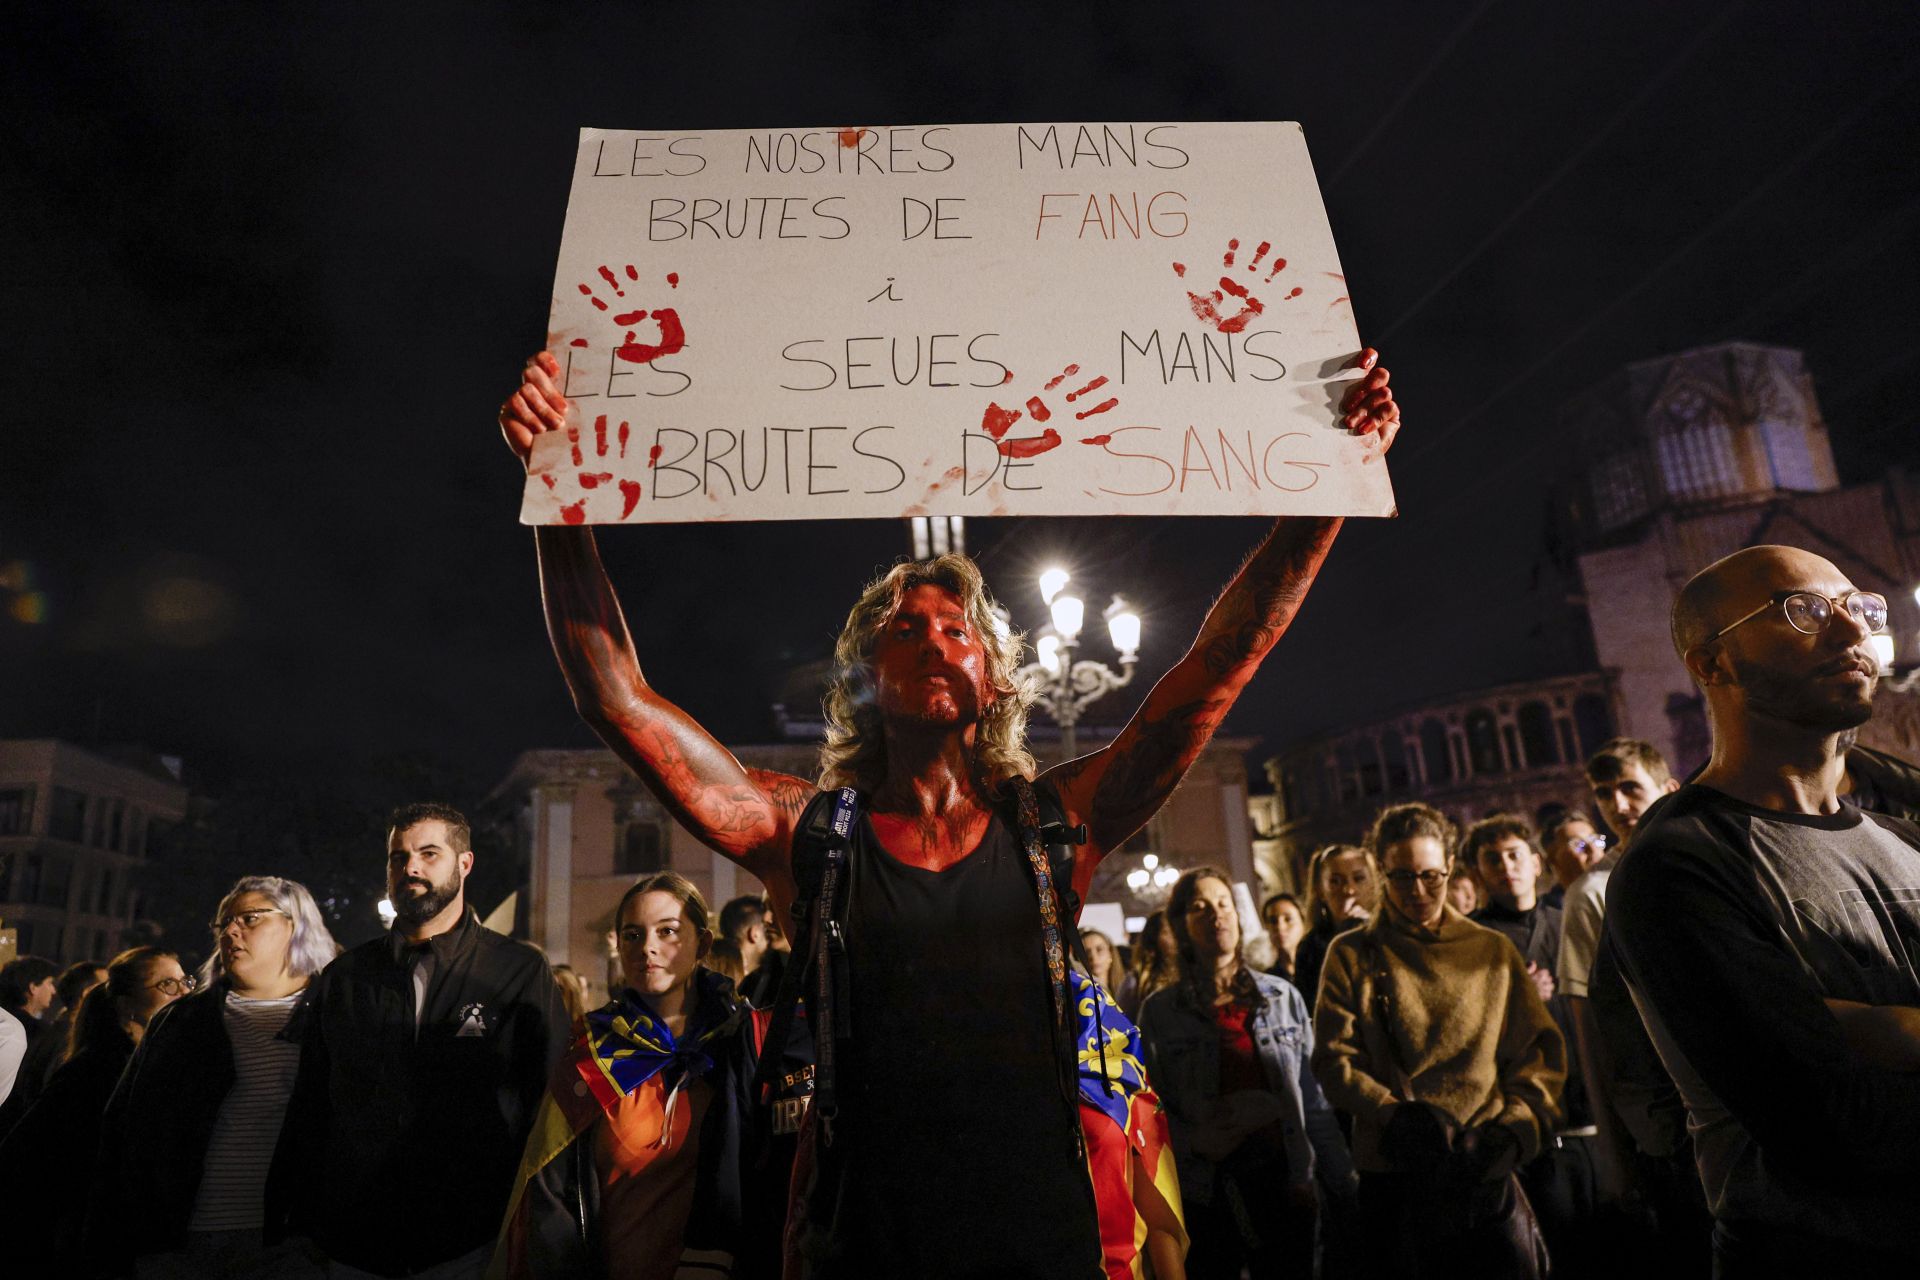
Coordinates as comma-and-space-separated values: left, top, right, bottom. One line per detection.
522, 122, 1395, 525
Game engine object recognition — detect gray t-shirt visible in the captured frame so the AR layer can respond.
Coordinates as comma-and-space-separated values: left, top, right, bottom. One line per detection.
1609, 785, 1920, 1257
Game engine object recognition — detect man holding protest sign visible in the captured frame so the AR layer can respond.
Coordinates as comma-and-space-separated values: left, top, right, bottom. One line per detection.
496, 340, 1399, 1276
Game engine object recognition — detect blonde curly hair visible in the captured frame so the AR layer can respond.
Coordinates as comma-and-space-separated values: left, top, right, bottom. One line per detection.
819, 554, 1037, 793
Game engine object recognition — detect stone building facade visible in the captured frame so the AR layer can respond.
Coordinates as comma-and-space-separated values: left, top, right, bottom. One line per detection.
0, 739, 187, 965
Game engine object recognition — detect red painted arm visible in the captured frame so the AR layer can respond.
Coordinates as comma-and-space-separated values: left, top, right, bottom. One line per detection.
1040, 350, 1399, 886
503, 351, 810, 906
534, 526, 810, 902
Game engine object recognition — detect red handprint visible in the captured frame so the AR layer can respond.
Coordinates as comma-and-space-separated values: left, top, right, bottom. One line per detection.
552, 414, 643, 523
1171, 239, 1302, 333
576, 264, 686, 364
977, 364, 1120, 458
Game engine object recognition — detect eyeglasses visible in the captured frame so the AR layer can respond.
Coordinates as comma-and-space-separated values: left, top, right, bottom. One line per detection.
212, 908, 290, 934
151, 974, 199, 997
1384, 870, 1448, 890
1565, 834, 1608, 857
1699, 590, 1888, 648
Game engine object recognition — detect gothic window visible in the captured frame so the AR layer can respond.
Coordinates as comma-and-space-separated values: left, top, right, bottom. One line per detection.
1760, 419, 1820, 491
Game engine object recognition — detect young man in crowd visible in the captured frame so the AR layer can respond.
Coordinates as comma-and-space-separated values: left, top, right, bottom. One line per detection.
268, 804, 570, 1279
1556, 744, 1677, 1210
1466, 814, 1600, 1277
1609, 545, 1920, 1272
1538, 810, 1608, 910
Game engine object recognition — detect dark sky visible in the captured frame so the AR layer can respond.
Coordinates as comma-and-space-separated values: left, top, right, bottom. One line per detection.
5, 0, 1918, 795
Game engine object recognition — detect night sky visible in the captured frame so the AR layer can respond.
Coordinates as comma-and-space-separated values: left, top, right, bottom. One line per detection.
6, 0, 1918, 797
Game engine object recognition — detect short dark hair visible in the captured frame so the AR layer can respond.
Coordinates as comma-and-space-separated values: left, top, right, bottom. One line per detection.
1540, 808, 1596, 846
1584, 739, 1671, 787
1260, 891, 1303, 919
718, 894, 767, 942
1368, 803, 1458, 858
387, 802, 472, 852
55, 960, 107, 1007
0, 955, 58, 1006
1462, 813, 1539, 867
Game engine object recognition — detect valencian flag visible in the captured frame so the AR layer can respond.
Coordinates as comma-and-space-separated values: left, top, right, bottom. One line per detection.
1071, 971, 1187, 1279
489, 973, 756, 1280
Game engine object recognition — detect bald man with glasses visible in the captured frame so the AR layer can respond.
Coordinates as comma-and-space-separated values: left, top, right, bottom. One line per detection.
1607, 544, 1920, 1275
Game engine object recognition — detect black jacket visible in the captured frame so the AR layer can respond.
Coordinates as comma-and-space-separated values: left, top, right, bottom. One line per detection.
267, 910, 569, 1276
89, 982, 296, 1271
0, 1032, 134, 1259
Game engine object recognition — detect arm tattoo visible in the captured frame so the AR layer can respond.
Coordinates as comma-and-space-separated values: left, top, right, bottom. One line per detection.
1196, 516, 1340, 679
753, 771, 817, 821
1091, 697, 1228, 837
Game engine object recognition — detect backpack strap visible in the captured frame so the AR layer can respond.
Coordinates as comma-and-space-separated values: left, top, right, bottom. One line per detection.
753, 787, 860, 1148
1004, 776, 1075, 1031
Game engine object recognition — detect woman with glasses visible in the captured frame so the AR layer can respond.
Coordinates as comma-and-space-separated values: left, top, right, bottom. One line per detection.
94, 876, 340, 1278
1292, 843, 1380, 1012
1310, 803, 1565, 1279
0, 947, 185, 1252
1138, 866, 1354, 1279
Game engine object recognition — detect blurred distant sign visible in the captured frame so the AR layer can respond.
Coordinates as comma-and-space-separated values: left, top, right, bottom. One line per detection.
522, 121, 1393, 526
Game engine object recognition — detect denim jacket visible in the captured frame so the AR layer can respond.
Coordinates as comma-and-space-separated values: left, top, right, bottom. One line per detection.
1138, 969, 1356, 1207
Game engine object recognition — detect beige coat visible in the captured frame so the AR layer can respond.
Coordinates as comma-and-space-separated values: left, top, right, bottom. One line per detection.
1310, 904, 1565, 1173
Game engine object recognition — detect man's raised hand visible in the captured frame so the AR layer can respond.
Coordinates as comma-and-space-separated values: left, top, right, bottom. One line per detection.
1342, 347, 1401, 455
500, 351, 569, 469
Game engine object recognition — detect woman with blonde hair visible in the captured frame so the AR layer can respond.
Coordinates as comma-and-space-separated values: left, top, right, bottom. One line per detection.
1292, 843, 1381, 1012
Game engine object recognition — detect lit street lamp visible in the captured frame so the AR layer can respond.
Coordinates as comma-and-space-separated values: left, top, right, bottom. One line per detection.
1018, 566, 1141, 759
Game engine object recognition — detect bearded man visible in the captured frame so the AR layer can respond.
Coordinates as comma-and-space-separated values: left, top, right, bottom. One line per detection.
497, 346, 1401, 1278
267, 803, 571, 1279
1608, 545, 1920, 1276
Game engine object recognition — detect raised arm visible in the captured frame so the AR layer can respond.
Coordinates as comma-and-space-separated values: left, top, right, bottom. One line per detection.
502, 353, 811, 897
1041, 350, 1400, 869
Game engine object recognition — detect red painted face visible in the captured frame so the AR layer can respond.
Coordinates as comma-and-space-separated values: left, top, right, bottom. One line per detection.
869, 583, 996, 728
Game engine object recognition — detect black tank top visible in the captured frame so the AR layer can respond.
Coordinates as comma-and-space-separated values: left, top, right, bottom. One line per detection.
799, 808, 1102, 1278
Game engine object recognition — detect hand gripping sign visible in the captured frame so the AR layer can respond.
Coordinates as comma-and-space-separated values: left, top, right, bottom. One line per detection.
521, 121, 1395, 526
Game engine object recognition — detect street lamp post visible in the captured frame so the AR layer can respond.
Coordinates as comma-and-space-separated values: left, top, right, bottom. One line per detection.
1017, 568, 1142, 760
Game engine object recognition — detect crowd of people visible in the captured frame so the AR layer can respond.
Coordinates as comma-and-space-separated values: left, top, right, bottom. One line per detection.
0, 350, 1913, 1278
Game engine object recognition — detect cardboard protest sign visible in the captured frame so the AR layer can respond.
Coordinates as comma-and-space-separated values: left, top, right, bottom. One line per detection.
522, 121, 1394, 525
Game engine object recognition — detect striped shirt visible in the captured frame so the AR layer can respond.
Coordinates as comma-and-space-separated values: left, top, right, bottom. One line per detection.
189, 989, 303, 1231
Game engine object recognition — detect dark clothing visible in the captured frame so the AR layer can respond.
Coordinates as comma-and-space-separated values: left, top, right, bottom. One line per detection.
1608, 785, 1920, 1259
3, 1007, 72, 1123
1357, 1170, 1547, 1279
1469, 899, 1562, 976
92, 987, 249, 1268
268, 911, 570, 1277
794, 810, 1102, 1279
0, 1032, 133, 1255
739, 945, 788, 1008
1291, 916, 1351, 1012
1847, 743, 1920, 825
